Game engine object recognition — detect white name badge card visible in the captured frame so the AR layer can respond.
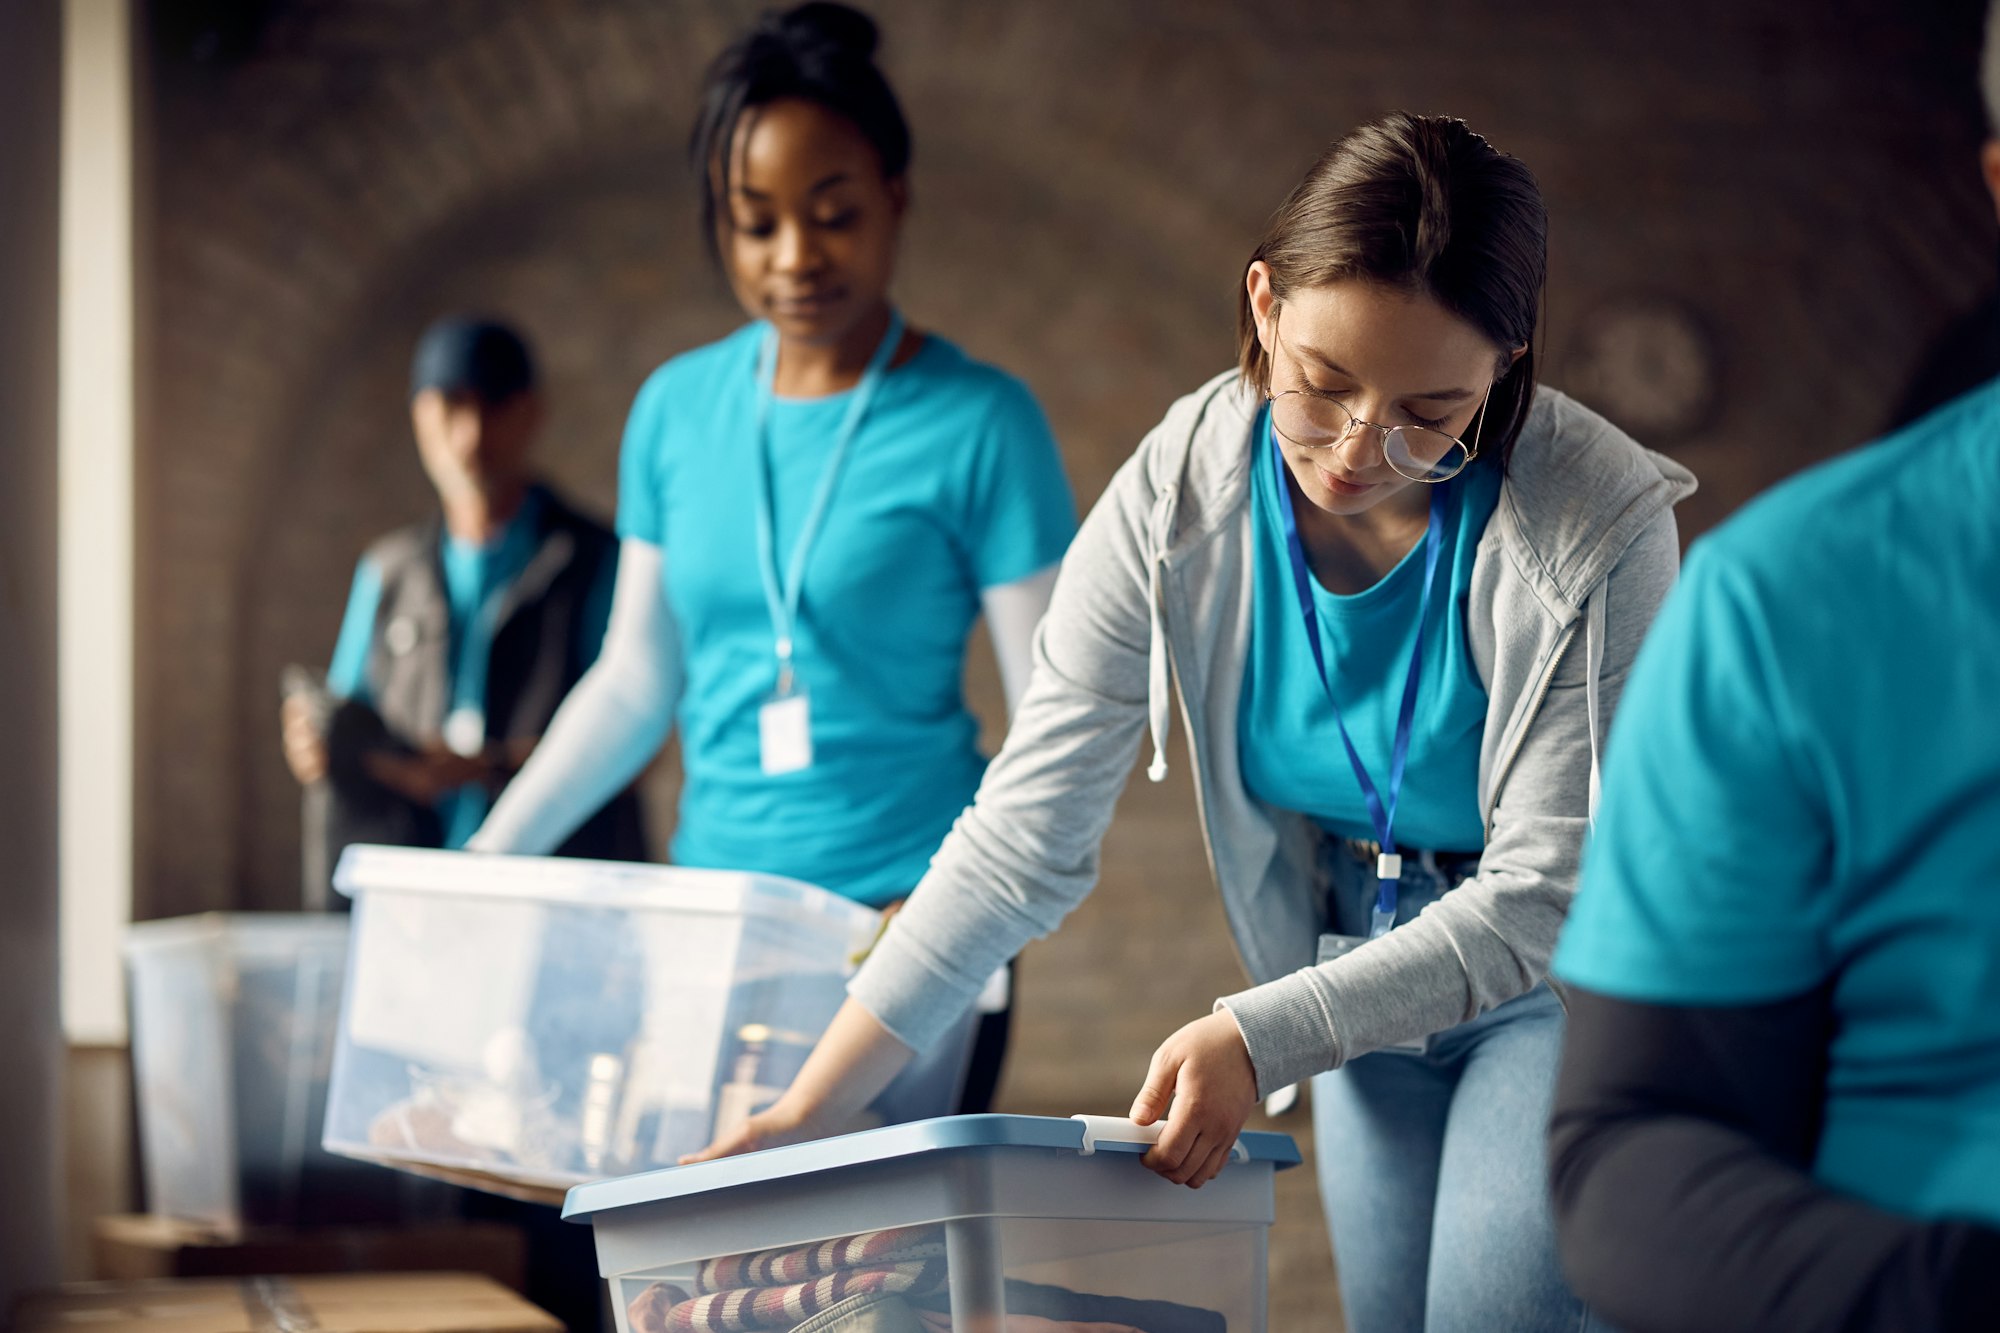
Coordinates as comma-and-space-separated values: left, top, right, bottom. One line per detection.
759, 692, 814, 775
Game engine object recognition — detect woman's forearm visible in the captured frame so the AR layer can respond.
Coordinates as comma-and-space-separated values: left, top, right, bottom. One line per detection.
981, 562, 1060, 719
780, 997, 916, 1124
470, 538, 680, 854
684, 997, 915, 1162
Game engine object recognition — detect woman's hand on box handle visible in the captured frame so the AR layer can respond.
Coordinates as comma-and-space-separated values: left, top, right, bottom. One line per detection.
1128, 1009, 1259, 1189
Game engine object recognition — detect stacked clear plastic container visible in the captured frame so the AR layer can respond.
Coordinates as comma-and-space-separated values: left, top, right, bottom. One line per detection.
564, 1114, 1300, 1333
125, 913, 396, 1229
323, 846, 975, 1194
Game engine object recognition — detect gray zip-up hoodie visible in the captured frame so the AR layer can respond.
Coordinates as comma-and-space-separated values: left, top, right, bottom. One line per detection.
851, 371, 1696, 1095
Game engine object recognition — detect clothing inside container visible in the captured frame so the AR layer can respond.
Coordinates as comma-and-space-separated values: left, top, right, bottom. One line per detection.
623, 1223, 1226, 1333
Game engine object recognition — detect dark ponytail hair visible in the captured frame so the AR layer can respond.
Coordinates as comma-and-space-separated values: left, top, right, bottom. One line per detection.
690, 2, 911, 267
1238, 113, 1547, 471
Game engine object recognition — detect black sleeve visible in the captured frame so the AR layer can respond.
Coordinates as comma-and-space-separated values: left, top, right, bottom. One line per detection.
1548, 984, 2000, 1333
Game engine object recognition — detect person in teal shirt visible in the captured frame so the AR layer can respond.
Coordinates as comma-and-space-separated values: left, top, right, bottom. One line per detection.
604, 321, 1073, 902
282, 318, 638, 1333
472, 2, 1076, 1114
688, 113, 1694, 1333
1550, 377, 2000, 1328
323, 483, 614, 849
281, 317, 635, 880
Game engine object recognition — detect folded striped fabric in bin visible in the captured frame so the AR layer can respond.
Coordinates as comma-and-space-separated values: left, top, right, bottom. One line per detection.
634, 1225, 947, 1333
703, 1226, 948, 1297
625, 1225, 1221, 1333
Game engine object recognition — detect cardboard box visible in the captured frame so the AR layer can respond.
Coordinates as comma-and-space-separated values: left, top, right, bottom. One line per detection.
14, 1272, 562, 1332
92, 1215, 527, 1291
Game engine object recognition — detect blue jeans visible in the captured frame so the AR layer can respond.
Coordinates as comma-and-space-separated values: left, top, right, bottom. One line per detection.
1310, 844, 1591, 1333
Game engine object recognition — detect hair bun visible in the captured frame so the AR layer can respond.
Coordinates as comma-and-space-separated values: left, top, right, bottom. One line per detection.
772, 1, 879, 60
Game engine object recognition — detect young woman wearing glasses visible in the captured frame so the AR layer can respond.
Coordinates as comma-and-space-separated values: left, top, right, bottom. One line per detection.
693, 112, 1695, 1331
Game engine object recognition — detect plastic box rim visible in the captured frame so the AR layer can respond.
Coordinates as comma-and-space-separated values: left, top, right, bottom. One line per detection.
333, 845, 876, 922
560, 1114, 1302, 1223
123, 910, 350, 958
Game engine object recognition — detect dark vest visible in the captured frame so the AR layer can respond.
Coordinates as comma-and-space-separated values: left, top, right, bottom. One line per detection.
353, 485, 646, 863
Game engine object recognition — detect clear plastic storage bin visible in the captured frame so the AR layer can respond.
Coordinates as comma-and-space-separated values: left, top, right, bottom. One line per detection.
125, 913, 392, 1230
564, 1113, 1301, 1333
323, 847, 975, 1197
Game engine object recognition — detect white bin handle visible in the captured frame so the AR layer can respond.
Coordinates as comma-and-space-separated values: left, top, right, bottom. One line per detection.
1070, 1114, 1249, 1163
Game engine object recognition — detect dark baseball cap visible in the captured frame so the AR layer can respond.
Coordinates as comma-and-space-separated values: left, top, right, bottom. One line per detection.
409, 317, 536, 405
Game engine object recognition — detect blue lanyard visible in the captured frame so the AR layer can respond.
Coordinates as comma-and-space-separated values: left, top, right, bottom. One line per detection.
750, 309, 905, 694
1269, 418, 1447, 939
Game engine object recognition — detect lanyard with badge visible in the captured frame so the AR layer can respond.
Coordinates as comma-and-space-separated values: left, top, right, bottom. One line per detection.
442, 572, 520, 760
751, 308, 905, 776
438, 505, 540, 764
1270, 416, 1447, 941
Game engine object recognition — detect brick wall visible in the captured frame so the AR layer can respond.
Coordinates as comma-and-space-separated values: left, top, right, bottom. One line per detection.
142, 2, 1993, 1323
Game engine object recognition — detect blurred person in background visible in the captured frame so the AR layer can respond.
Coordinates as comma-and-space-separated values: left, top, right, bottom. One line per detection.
691, 113, 1694, 1333
469, 1, 1077, 1118
280, 315, 645, 902
280, 316, 642, 1331
1546, 8, 2000, 1330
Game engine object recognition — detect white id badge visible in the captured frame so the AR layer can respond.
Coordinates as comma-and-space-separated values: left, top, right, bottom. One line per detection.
1318, 933, 1427, 1055
758, 691, 814, 775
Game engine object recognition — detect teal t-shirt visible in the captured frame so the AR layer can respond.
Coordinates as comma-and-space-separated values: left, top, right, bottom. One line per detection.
617, 322, 1077, 905
1555, 379, 2000, 1225
327, 489, 615, 849
1238, 408, 1500, 853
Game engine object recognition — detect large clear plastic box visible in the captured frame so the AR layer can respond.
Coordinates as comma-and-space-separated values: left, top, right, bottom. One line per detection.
125, 912, 399, 1230
322, 846, 976, 1198
564, 1114, 1300, 1333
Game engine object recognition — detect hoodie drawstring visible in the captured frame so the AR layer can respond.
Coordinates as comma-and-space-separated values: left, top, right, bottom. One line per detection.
1583, 575, 1607, 828
1147, 564, 1171, 782
1146, 489, 1176, 783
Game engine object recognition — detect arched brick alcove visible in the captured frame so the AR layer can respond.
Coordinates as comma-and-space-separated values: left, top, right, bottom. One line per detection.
225, 112, 1251, 913
148, 0, 1995, 928
148, 0, 1278, 923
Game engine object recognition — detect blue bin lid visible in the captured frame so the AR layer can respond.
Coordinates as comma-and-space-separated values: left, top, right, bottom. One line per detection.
562, 1114, 1300, 1223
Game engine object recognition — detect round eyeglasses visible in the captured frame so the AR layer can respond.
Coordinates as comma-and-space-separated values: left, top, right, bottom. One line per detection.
1268, 384, 1491, 483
